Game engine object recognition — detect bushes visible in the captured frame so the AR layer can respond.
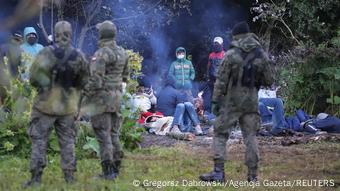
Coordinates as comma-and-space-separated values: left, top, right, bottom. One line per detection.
278, 31, 340, 116
252, 1, 340, 116
0, 79, 34, 156
0, 50, 144, 157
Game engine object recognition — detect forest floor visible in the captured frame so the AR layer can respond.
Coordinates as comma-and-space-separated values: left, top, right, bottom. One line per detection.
0, 133, 340, 191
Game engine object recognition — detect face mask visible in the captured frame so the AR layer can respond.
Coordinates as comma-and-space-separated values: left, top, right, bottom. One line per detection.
27, 36, 37, 45
177, 54, 185, 59
213, 43, 222, 52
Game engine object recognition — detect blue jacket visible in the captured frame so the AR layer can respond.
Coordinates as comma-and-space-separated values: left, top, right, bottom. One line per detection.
157, 79, 187, 116
168, 47, 195, 90
21, 27, 44, 57
20, 27, 44, 81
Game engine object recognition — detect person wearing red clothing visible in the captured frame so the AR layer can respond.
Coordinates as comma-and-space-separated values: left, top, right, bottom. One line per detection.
202, 37, 225, 114
138, 111, 164, 124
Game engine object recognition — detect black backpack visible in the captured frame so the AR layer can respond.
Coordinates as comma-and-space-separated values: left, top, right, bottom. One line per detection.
235, 47, 262, 89
50, 45, 81, 90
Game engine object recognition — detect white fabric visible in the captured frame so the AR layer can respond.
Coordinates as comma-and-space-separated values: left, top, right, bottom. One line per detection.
132, 94, 152, 112
149, 95, 157, 105
145, 116, 174, 136
213, 37, 223, 45
258, 89, 277, 98
177, 54, 185, 59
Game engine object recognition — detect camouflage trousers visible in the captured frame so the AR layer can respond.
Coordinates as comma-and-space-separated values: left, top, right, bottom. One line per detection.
214, 108, 260, 175
28, 108, 77, 172
91, 112, 124, 166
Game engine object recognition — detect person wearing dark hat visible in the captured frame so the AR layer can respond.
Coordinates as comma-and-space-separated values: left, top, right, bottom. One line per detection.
200, 21, 274, 182
0, 31, 23, 104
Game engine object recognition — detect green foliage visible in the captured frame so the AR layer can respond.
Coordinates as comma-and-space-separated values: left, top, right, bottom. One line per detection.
252, 0, 340, 49
82, 136, 100, 157
126, 50, 143, 93
280, 44, 340, 115
120, 50, 145, 150
120, 106, 145, 151
0, 79, 35, 156
288, 0, 340, 45
253, 1, 340, 116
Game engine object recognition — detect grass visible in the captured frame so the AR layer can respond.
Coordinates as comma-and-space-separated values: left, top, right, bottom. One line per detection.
0, 142, 340, 191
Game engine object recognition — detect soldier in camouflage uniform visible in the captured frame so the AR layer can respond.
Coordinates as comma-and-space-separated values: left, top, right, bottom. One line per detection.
200, 22, 273, 182
24, 21, 88, 187
84, 20, 129, 180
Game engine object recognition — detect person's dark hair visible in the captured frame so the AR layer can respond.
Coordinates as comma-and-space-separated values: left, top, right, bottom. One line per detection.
232, 21, 250, 36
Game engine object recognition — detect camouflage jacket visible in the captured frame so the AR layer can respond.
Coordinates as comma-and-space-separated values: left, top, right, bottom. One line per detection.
212, 33, 274, 112
30, 46, 88, 116
83, 39, 129, 116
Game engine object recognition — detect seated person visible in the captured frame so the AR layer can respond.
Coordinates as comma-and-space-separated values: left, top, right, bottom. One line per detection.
258, 86, 288, 135
194, 93, 216, 125
131, 85, 157, 113
157, 76, 203, 135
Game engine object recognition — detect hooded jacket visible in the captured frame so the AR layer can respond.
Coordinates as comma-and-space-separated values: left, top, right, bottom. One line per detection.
21, 27, 44, 56
20, 27, 44, 80
213, 33, 273, 112
168, 47, 195, 90
157, 76, 187, 116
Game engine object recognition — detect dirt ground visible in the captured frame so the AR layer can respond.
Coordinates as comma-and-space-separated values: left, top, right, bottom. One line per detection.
140, 132, 340, 190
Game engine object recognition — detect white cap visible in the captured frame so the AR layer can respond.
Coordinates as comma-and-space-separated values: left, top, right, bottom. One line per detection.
213, 37, 223, 45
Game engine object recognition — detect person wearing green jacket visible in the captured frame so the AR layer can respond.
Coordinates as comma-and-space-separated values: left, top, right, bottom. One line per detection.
168, 47, 195, 101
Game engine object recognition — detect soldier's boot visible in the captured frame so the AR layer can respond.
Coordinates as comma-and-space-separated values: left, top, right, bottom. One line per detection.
22, 169, 43, 188
64, 170, 75, 183
114, 160, 121, 175
199, 163, 225, 182
102, 160, 118, 180
247, 168, 258, 182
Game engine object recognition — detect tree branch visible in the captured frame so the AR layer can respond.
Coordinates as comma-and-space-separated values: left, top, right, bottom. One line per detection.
77, 0, 102, 49
39, 0, 50, 43
279, 18, 303, 46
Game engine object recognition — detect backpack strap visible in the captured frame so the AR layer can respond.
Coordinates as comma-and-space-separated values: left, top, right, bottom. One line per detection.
233, 48, 257, 88
49, 45, 79, 89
